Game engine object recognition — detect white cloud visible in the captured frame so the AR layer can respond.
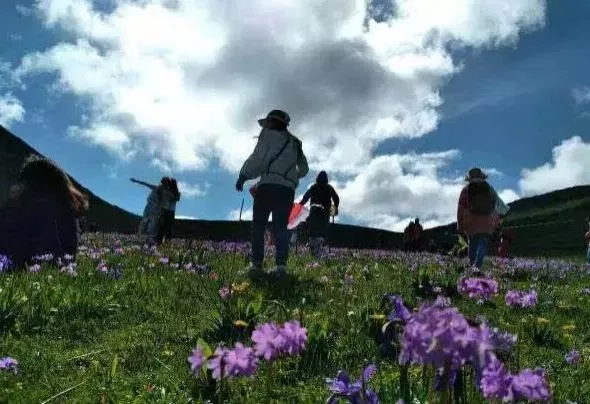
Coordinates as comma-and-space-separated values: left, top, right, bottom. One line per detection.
15, 0, 547, 230
519, 136, 590, 196
498, 189, 520, 204
18, 0, 545, 175
0, 93, 25, 128
228, 208, 253, 221
176, 215, 197, 220
177, 181, 209, 198
573, 86, 590, 105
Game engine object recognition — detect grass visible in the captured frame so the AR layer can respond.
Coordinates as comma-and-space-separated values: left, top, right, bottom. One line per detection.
1, 233, 590, 403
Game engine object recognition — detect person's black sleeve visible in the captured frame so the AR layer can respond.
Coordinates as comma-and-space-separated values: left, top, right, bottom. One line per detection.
329, 185, 340, 208
300, 185, 314, 205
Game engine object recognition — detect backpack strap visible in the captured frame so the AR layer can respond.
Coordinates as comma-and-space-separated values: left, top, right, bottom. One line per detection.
266, 132, 292, 175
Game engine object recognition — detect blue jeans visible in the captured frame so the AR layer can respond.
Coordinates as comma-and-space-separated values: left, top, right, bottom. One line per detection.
251, 184, 295, 266
468, 234, 490, 269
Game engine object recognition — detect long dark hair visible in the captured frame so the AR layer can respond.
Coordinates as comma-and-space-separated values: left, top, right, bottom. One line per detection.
161, 177, 181, 201
18, 155, 89, 214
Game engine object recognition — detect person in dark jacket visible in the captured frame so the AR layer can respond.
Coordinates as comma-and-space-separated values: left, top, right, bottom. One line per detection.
0, 155, 89, 268
299, 171, 339, 257
157, 177, 181, 245
403, 221, 415, 252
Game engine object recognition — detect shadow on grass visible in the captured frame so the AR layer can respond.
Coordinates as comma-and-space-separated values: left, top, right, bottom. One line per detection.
247, 271, 321, 307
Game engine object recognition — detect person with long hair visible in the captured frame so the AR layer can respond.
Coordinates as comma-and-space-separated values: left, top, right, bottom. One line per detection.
157, 177, 181, 244
299, 171, 339, 257
131, 176, 167, 246
235, 109, 309, 276
0, 155, 89, 267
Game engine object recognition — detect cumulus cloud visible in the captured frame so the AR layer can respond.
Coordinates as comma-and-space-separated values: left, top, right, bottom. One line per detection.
15, 0, 546, 230
177, 181, 209, 198
519, 136, 590, 196
572, 86, 590, 105
176, 215, 197, 220
0, 93, 25, 128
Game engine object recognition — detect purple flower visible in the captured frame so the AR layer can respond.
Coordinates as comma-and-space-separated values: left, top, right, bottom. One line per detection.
326, 364, 380, 404
188, 347, 205, 374
399, 304, 493, 372
457, 277, 498, 301
159, 257, 169, 265
434, 295, 451, 308
505, 290, 538, 308
207, 348, 229, 380
279, 320, 308, 355
224, 343, 258, 377
0, 255, 12, 273
511, 368, 552, 402
566, 349, 581, 366
387, 295, 412, 323
0, 357, 18, 373
252, 323, 286, 361
219, 286, 231, 300
480, 355, 514, 401
490, 327, 518, 354
28, 264, 41, 273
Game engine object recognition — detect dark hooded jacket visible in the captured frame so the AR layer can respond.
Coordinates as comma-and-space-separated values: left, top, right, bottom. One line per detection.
301, 171, 340, 212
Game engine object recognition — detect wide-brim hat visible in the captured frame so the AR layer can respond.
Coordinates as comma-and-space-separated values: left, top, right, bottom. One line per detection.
465, 167, 488, 181
258, 109, 291, 127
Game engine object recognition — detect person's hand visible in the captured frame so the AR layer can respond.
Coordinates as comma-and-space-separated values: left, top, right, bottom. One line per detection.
235, 175, 246, 192
130, 178, 137, 183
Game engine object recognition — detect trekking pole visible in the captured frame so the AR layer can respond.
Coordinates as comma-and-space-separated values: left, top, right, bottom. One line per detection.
238, 197, 245, 222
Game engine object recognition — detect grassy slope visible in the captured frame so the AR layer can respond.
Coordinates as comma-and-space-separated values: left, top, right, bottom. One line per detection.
1, 235, 590, 402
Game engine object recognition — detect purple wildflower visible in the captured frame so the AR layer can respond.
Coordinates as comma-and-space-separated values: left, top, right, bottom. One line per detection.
566, 349, 581, 366
399, 304, 493, 372
219, 286, 231, 300
279, 320, 308, 355
505, 290, 538, 308
188, 347, 205, 374
457, 277, 498, 301
207, 348, 229, 380
252, 323, 286, 361
387, 295, 412, 323
434, 295, 451, 308
28, 264, 41, 273
224, 343, 258, 377
511, 368, 552, 402
326, 364, 380, 404
490, 327, 518, 354
0, 357, 18, 373
0, 255, 12, 273
480, 355, 514, 402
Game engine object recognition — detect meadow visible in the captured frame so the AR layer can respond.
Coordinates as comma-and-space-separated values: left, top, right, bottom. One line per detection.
1, 233, 589, 403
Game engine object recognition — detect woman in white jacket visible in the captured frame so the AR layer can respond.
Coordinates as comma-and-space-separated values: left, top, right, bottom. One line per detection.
236, 110, 309, 276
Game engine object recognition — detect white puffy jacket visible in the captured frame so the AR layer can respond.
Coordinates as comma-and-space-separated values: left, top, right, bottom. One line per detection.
240, 128, 309, 190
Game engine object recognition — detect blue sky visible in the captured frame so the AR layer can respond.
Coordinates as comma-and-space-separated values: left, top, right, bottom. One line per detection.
1, 0, 590, 230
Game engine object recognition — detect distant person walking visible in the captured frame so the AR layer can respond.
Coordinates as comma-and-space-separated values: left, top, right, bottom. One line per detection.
457, 167, 505, 269
157, 177, 181, 245
236, 110, 309, 276
299, 171, 339, 258
131, 177, 167, 246
412, 218, 423, 251
0, 155, 89, 268
403, 221, 415, 252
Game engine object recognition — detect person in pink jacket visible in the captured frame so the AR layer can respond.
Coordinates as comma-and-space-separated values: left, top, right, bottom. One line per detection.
457, 168, 502, 269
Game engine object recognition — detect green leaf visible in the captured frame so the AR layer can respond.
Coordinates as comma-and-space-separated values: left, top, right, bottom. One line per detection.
110, 354, 119, 380
197, 338, 212, 357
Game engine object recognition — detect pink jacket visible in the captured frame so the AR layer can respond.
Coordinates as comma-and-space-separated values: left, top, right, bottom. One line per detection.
457, 184, 500, 236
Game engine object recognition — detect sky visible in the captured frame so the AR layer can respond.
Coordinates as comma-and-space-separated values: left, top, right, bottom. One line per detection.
1, 0, 590, 231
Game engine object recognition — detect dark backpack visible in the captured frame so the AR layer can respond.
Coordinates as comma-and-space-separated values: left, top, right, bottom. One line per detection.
467, 181, 495, 215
